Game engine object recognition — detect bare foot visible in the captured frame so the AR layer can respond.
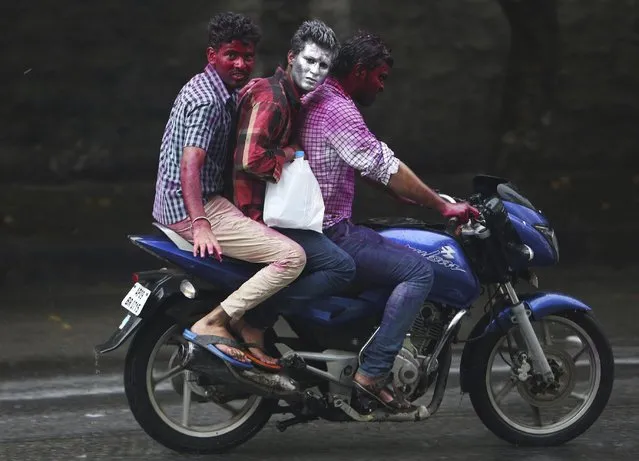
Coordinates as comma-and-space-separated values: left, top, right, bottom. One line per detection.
231, 319, 279, 365
191, 314, 250, 363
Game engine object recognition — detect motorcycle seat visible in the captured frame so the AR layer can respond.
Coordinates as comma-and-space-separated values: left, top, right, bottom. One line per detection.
144, 222, 389, 320
152, 222, 194, 252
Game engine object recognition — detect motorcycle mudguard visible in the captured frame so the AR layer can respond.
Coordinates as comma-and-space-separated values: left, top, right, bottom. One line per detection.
94, 267, 225, 355
458, 292, 592, 393
490, 292, 592, 333
95, 314, 142, 354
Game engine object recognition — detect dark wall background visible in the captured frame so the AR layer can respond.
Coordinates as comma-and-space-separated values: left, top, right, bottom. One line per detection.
1, 0, 638, 275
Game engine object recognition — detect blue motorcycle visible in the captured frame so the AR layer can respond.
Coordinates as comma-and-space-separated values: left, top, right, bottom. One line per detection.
97, 175, 614, 454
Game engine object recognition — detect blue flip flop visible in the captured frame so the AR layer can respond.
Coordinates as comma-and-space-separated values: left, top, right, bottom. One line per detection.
182, 329, 254, 370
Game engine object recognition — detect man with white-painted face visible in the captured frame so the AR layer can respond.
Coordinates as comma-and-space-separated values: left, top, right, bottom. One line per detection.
233, 20, 355, 329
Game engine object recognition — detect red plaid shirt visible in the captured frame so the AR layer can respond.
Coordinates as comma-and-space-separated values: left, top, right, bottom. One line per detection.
233, 67, 301, 222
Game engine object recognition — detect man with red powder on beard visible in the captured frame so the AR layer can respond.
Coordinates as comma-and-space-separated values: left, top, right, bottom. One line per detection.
298, 31, 480, 410
152, 12, 306, 369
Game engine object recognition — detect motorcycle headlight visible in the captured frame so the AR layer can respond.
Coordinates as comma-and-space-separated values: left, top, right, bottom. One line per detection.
534, 225, 559, 261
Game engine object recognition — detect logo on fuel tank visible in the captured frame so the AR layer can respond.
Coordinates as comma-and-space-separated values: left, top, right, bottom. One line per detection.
439, 245, 456, 260
408, 245, 466, 272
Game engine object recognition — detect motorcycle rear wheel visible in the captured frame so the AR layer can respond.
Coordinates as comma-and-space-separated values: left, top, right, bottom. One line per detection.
124, 314, 275, 454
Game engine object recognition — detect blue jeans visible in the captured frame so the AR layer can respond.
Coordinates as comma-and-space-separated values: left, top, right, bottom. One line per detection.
245, 228, 356, 326
325, 220, 434, 378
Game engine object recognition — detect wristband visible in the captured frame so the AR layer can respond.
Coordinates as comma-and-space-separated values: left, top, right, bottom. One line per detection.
190, 216, 212, 230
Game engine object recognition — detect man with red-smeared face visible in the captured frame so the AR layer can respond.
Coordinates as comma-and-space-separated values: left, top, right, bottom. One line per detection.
298, 32, 480, 412
207, 39, 255, 89
152, 12, 307, 370
350, 61, 390, 107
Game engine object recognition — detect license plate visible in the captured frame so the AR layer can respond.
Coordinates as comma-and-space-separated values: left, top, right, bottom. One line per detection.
121, 283, 152, 316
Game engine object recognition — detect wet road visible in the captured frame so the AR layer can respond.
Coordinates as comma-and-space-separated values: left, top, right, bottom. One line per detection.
1, 369, 636, 460
2, 265, 638, 459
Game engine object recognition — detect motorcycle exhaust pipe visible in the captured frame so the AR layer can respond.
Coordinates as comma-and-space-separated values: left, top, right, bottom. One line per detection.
181, 343, 303, 400
224, 362, 303, 399
180, 343, 241, 384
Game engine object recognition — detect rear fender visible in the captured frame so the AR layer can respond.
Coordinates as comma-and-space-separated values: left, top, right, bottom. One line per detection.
95, 314, 143, 354
94, 270, 226, 355
458, 292, 592, 392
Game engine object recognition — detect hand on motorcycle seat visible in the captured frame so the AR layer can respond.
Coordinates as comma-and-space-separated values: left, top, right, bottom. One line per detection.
192, 220, 223, 261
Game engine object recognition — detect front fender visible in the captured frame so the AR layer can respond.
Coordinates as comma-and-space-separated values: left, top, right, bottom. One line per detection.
522, 292, 592, 317
458, 292, 592, 392
490, 292, 592, 333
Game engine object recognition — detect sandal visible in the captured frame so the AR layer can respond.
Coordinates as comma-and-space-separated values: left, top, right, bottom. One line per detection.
353, 373, 415, 412
230, 319, 282, 372
240, 342, 283, 372
182, 329, 253, 370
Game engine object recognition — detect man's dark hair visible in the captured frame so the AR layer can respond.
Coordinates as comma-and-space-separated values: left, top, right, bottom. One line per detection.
208, 12, 261, 50
329, 31, 393, 78
290, 19, 339, 58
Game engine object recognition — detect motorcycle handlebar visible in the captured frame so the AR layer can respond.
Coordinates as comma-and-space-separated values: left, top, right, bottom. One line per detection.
439, 193, 487, 237
445, 217, 460, 236
446, 214, 490, 239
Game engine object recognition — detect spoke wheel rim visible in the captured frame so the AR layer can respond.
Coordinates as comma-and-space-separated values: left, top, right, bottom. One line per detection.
145, 325, 262, 437
485, 315, 601, 435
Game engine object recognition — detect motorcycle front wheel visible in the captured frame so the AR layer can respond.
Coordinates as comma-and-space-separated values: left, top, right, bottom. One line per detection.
467, 310, 614, 446
123, 314, 275, 454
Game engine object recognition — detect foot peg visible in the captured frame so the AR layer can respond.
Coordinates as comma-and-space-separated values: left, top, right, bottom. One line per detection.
275, 415, 318, 432
351, 393, 378, 414
279, 353, 307, 371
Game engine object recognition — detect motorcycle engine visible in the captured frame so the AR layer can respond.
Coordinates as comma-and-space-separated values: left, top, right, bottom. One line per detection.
408, 302, 445, 356
390, 303, 446, 399
390, 347, 421, 396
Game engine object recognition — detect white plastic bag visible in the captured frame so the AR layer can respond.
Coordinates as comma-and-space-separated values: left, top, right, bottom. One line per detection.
263, 151, 325, 233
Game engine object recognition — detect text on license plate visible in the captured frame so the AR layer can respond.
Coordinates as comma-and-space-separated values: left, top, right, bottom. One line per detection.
121, 283, 152, 316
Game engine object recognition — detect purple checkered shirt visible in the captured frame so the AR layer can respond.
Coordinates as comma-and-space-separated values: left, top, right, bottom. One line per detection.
298, 77, 400, 229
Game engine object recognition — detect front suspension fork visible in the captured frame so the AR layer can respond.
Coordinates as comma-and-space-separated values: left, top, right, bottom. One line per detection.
502, 282, 554, 383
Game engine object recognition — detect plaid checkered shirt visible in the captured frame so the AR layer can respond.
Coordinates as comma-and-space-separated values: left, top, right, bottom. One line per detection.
298, 76, 400, 229
233, 67, 300, 222
152, 64, 237, 225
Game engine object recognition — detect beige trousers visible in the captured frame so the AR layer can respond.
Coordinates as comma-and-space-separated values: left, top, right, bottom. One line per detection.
168, 195, 306, 319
